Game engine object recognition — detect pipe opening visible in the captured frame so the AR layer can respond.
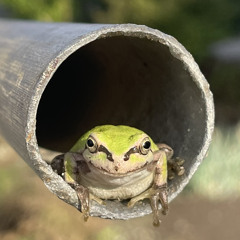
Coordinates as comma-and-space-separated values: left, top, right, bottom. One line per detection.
0, 21, 214, 219
37, 35, 206, 179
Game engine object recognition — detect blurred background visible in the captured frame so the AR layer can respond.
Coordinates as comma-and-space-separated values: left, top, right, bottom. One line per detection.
0, 0, 240, 239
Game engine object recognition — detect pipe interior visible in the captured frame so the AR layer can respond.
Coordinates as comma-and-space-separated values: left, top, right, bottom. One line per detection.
37, 35, 206, 180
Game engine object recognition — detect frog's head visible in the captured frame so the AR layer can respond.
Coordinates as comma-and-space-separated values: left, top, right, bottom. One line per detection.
71, 125, 159, 175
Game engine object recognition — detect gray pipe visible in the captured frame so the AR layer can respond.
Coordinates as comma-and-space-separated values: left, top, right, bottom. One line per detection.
0, 19, 214, 220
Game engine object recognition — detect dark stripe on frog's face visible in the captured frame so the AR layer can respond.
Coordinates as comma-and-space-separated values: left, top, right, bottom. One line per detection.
98, 145, 114, 162
123, 146, 139, 161
97, 145, 140, 162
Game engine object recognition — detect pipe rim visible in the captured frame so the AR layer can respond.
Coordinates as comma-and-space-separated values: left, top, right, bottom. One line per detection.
25, 23, 214, 219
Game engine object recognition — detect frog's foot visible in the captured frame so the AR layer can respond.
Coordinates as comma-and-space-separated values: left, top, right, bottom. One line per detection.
74, 185, 105, 221
127, 188, 152, 208
89, 193, 105, 206
74, 185, 90, 222
128, 184, 168, 226
167, 157, 185, 180
51, 154, 65, 176
150, 185, 168, 226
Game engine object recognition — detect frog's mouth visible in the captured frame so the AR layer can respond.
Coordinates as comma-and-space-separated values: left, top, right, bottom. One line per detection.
87, 160, 152, 177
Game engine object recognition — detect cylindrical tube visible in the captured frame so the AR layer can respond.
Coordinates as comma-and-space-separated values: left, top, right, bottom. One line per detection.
0, 19, 214, 219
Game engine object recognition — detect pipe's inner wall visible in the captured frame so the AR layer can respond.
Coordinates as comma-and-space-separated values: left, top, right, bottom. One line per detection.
37, 35, 206, 190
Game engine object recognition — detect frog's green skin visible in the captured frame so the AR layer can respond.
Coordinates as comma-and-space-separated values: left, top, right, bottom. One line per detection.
51, 125, 184, 226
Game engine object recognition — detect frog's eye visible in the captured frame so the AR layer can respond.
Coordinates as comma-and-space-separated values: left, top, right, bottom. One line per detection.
86, 137, 98, 153
140, 137, 151, 155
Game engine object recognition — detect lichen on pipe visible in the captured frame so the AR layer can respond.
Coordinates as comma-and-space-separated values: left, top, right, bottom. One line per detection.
0, 19, 214, 220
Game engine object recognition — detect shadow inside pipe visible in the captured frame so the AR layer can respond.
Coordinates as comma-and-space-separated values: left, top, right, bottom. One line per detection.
37, 35, 206, 184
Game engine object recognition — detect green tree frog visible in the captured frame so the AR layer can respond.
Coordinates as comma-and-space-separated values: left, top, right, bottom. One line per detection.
51, 125, 184, 226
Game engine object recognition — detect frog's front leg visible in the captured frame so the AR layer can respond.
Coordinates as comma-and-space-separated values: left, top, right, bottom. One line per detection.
51, 152, 104, 221
69, 181, 105, 221
128, 150, 168, 226
69, 182, 90, 221
149, 149, 168, 225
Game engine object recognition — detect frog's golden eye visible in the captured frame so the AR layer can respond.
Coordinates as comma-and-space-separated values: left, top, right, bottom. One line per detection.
86, 136, 98, 153
140, 137, 151, 155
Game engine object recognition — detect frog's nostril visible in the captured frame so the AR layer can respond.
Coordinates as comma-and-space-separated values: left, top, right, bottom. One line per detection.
114, 166, 119, 171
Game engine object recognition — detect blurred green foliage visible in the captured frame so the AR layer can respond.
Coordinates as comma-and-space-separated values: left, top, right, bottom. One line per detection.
1, 0, 240, 61
210, 63, 240, 104
0, 0, 74, 21
187, 124, 240, 199
90, 0, 240, 61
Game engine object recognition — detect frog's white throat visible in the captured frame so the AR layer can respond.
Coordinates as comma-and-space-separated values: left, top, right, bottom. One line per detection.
80, 162, 154, 200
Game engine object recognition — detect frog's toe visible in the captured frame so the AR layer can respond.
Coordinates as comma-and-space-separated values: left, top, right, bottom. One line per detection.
127, 196, 140, 208
177, 166, 185, 176
74, 184, 90, 221
152, 212, 161, 226
158, 187, 168, 215
175, 157, 185, 165
167, 169, 175, 180
82, 207, 90, 222
175, 157, 185, 176
148, 184, 168, 226
167, 157, 185, 178
127, 199, 135, 208
90, 193, 105, 206
149, 194, 161, 226
127, 189, 151, 208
